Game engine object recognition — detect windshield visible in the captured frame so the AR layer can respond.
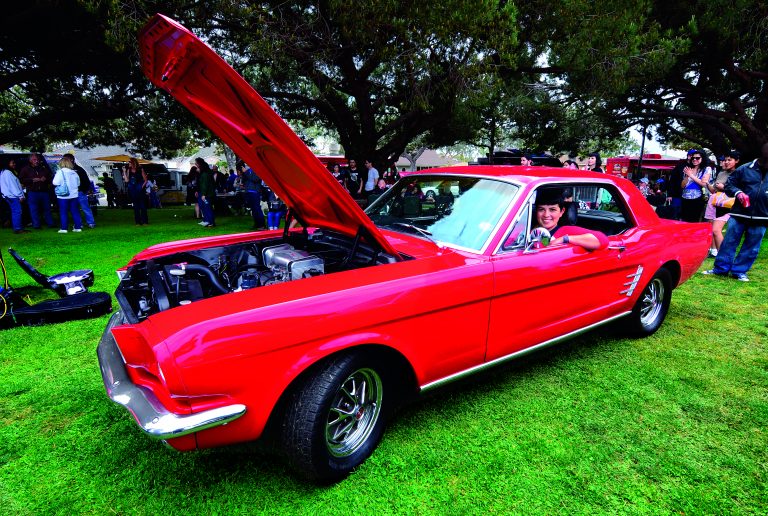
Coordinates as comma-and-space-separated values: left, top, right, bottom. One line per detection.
365, 175, 519, 252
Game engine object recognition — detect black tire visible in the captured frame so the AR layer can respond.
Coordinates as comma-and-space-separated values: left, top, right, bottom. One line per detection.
281, 352, 388, 482
627, 267, 672, 337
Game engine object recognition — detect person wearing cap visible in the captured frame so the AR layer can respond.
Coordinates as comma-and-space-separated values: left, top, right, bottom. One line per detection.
533, 188, 609, 251
703, 150, 740, 256
703, 142, 768, 281
638, 177, 650, 197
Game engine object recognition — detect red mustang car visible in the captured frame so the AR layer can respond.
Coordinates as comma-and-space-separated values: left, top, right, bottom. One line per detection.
97, 14, 710, 482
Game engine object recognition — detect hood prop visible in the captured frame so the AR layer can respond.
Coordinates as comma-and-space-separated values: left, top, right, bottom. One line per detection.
343, 224, 402, 267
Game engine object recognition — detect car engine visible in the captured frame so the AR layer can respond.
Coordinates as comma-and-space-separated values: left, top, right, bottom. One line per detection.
116, 232, 398, 322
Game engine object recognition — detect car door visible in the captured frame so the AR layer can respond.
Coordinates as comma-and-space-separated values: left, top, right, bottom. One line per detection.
485, 183, 644, 362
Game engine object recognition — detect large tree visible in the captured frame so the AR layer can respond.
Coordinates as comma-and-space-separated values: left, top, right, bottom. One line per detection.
199, 0, 519, 166
3, 0, 766, 162
0, 0, 209, 155
521, 0, 767, 158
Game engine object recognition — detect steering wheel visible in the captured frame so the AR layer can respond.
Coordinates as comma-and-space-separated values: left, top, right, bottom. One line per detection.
528, 227, 551, 247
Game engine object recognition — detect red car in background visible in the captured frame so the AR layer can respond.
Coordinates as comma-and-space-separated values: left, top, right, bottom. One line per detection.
97, 14, 711, 482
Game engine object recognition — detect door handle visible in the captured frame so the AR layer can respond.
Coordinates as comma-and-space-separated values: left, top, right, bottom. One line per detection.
608, 244, 626, 252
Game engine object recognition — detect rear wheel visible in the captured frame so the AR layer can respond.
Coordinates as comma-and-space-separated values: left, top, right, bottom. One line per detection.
281, 352, 388, 482
627, 268, 672, 336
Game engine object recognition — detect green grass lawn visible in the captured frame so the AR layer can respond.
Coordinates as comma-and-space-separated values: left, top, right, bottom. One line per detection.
1, 207, 767, 514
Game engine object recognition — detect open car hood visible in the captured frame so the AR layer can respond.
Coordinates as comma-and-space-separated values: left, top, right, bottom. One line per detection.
139, 14, 399, 257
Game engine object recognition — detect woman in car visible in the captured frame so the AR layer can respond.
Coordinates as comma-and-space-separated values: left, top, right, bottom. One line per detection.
534, 189, 609, 251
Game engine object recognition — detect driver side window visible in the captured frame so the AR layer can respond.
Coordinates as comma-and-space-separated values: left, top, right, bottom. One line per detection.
501, 201, 531, 251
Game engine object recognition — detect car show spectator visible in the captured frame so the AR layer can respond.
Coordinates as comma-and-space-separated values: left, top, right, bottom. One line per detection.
562, 159, 579, 169
346, 159, 363, 198
266, 190, 286, 230
646, 185, 667, 210
638, 177, 651, 197
196, 157, 216, 228
520, 154, 533, 167
100, 172, 118, 208
364, 159, 379, 195
704, 150, 740, 257
146, 172, 162, 208
0, 157, 27, 234
330, 164, 345, 187
52, 155, 82, 233
64, 153, 96, 228
679, 150, 712, 222
19, 153, 54, 229
382, 164, 400, 185
238, 160, 266, 229
585, 152, 604, 173
667, 152, 693, 220
123, 158, 148, 226
703, 141, 768, 282
186, 165, 201, 219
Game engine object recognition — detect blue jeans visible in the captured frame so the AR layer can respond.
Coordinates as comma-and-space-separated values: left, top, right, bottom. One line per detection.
132, 192, 148, 225
245, 191, 265, 227
268, 210, 285, 229
58, 198, 82, 230
712, 216, 767, 275
78, 191, 95, 227
28, 190, 54, 228
200, 196, 215, 225
6, 197, 22, 231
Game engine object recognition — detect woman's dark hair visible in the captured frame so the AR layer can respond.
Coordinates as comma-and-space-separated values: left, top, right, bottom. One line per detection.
588, 152, 602, 167
534, 188, 566, 208
195, 157, 211, 173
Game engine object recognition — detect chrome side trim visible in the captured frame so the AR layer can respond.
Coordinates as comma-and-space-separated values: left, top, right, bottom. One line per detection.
620, 265, 644, 297
97, 311, 246, 439
420, 311, 631, 392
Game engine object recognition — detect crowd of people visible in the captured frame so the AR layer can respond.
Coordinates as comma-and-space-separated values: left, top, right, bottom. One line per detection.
0, 152, 98, 234
327, 159, 400, 204
625, 146, 767, 282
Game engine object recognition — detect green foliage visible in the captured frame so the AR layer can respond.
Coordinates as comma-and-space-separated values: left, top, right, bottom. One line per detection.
2, 1, 766, 162
544, 0, 768, 157
0, 208, 767, 512
211, 0, 519, 163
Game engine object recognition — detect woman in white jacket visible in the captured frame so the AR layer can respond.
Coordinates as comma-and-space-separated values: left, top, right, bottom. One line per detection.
52, 155, 81, 233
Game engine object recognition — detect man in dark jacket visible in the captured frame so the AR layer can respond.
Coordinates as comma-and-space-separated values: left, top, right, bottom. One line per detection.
64, 153, 95, 228
197, 159, 217, 227
19, 153, 54, 229
703, 141, 768, 281
238, 161, 266, 229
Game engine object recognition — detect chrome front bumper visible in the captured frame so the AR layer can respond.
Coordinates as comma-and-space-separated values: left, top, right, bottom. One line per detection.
97, 311, 246, 440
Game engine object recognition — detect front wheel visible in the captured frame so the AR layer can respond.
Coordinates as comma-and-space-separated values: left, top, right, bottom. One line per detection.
281, 352, 388, 482
627, 268, 672, 337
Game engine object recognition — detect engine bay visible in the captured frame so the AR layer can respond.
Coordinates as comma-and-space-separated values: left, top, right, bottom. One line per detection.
116, 231, 399, 322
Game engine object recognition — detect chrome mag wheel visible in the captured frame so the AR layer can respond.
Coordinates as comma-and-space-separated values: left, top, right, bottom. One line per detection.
325, 368, 383, 457
639, 276, 665, 329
